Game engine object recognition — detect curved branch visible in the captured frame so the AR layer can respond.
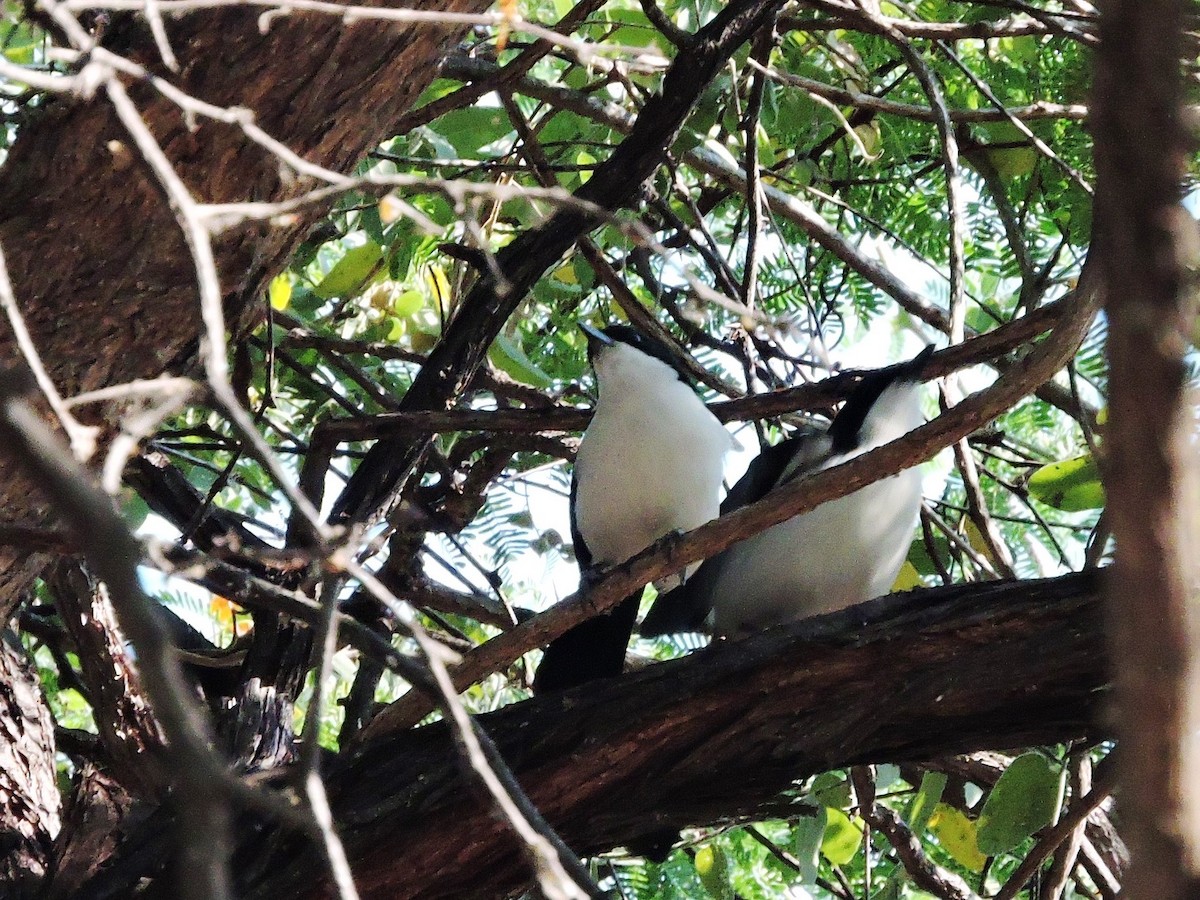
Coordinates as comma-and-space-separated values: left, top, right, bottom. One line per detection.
312, 292, 1074, 444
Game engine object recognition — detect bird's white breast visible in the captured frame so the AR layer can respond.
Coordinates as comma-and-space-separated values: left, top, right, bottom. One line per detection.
574, 344, 732, 567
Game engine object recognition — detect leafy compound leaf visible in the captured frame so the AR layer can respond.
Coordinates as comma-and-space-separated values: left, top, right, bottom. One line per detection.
977, 752, 1065, 856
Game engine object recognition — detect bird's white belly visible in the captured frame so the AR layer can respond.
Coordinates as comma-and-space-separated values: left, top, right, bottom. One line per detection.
575, 401, 727, 567
711, 467, 921, 636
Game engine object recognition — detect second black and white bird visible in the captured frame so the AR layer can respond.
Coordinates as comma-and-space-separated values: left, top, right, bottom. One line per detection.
533, 323, 734, 693
642, 345, 934, 639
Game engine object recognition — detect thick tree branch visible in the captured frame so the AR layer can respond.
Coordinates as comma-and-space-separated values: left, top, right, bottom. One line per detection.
214, 571, 1109, 899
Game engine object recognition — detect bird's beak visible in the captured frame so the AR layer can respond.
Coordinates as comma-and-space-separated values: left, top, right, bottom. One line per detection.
580, 322, 613, 353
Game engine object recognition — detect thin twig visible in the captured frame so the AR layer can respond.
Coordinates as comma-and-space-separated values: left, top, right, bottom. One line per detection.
57, 0, 671, 69
298, 574, 362, 900
344, 560, 603, 900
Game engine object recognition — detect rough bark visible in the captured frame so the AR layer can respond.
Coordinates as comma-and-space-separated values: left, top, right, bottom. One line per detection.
72, 571, 1107, 899
47, 765, 142, 900
0, 0, 490, 885
315, 574, 1105, 900
0, 632, 60, 895
51, 563, 165, 794
0, 0, 492, 616
1093, 0, 1200, 896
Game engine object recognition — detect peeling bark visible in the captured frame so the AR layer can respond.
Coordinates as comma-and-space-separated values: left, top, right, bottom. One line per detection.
51, 563, 164, 794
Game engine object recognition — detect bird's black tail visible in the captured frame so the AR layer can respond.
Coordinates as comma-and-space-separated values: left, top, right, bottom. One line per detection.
639, 576, 710, 637
532, 590, 641, 694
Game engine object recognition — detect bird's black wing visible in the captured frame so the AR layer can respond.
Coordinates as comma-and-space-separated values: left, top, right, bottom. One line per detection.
639, 434, 817, 637
566, 468, 592, 573
640, 346, 934, 638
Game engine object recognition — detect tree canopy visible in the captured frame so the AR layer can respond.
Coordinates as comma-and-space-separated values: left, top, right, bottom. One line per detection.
0, 0, 1196, 898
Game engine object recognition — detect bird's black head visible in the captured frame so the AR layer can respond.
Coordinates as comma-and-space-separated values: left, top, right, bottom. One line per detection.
581, 322, 686, 380
828, 344, 935, 454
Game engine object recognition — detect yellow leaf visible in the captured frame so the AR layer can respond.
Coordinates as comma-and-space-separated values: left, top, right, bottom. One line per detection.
929, 804, 986, 872
821, 808, 863, 866
891, 560, 923, 591
963, 519, 1010, 566
268, 275, 292, 311
424, 264, 451, 304
552, 263, 578, 285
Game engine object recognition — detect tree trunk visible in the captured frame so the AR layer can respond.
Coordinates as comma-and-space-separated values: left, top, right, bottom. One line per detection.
0, 0, 491, 616
0, 0, 490, 885
1093, 0, 1200, 895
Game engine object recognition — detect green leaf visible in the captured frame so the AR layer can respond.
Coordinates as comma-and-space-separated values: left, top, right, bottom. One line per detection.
1027, 453, 1105, 511
575, 150, 596, 185
793, 808, 826, 886
392, 289, 425, 318
977, 752, 1065, 856
489, 334, 553, 388
313, 240, 384, 300
3, 41, 35, 65
929, 804, 986, 872
428, 106, 513, 155
808, 772, 851, 808
820, 808, 862, 866
975, 122, 1038, 180
694, 844, 733, 899
906, 771, 947, 837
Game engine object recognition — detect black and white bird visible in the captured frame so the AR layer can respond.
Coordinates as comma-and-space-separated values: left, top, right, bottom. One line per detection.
533, 323, 735, 693
641, 345, 934, 639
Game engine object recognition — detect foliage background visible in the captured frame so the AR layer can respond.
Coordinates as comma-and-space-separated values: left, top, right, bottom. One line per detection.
1, 0, 1189, 896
